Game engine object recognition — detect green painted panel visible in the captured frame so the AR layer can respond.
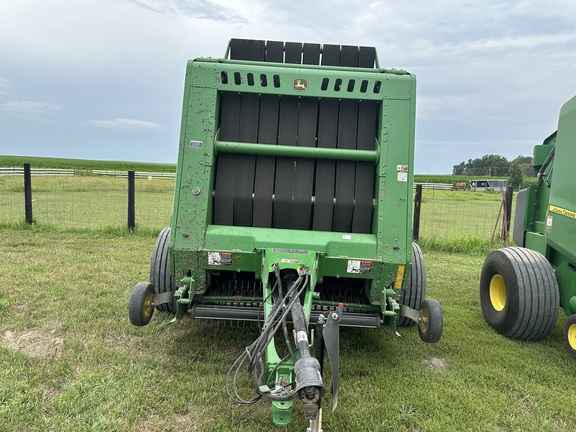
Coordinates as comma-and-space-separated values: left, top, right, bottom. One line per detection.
170, 45, 416, 297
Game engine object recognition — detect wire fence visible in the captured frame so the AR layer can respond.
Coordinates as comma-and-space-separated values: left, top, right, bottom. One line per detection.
416, 187, 513, 242
0, 169, 513, 241
0, 170, 173, 230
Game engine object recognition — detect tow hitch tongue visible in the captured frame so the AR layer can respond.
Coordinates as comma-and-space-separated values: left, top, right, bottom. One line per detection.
236, 263, 341, 426
295, 356, 324, 419
287, 269, 325, 420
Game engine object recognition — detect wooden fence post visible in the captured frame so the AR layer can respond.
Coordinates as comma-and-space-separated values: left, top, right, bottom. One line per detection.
24, 163, 33, 224
413, 184, 422, 241
501, 186, 514, 242
128, 171, 135, 231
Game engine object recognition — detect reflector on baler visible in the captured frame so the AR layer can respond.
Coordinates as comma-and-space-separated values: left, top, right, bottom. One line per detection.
129, 38, 443, 430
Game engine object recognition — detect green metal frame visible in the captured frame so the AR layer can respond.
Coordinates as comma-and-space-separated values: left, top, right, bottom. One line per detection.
167, 41, 419, 426
523, 95, 576, 317
169, 55, 417, 296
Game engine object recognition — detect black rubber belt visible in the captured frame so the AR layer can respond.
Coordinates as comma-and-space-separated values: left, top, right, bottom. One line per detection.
233, 40, 265, 226
273, 96, 299, 229
213, 39, 248, 225
213, 92, 240, 225
252, 94, 278, 228
252, 41, 283, 227
233, 92, 259, 226
216, 40, 378, 232
273, 42, 302, 229
313, 44, 340, 231
352, 101, 377, 233
332, 46, 359, 233
291, 43, 320, 230
351, 46, 377, 233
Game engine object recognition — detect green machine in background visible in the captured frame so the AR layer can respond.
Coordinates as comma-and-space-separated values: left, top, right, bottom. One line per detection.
129, 39, 443, 429
480, 95, 576, 358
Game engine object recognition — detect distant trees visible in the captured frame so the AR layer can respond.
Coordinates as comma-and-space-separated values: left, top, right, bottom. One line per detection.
508, 160, 524, 188
511, 156, 536, 177
453, 154, 535, 177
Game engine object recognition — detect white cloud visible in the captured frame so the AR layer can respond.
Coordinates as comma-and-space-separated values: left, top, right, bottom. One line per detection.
0, 100, 62, 113
127, 0, 247, 23
450, 32, 576, 55
87, 118, 164, 131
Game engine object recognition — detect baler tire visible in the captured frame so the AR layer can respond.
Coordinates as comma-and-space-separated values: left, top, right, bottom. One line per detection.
150, 227, 176, 313
563, 315, 576, 359
129, 282, 155, 326
398, 243, 426, 327
418, 298, 443, 343
480, 247, 559, 341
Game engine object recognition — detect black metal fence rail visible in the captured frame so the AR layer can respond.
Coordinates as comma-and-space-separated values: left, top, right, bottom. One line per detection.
2, 164, 514, 240
21, 164, 143, 230
2, 164, 173, 231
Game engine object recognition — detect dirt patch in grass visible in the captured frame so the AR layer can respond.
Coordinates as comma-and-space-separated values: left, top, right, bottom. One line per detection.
139, 413, 207, 432
2, 328, 63, 358
423, 357, 448, 371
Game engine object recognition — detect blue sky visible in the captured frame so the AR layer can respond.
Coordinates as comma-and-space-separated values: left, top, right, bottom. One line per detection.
1, 0, 575, 174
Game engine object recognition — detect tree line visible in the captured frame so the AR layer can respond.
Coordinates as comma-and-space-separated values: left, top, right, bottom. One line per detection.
452, 154, 535, 187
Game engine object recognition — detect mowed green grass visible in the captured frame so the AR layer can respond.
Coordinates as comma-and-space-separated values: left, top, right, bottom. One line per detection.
1, 175, 512, 246
1, 230, 575, 431
0, 175, 173, 230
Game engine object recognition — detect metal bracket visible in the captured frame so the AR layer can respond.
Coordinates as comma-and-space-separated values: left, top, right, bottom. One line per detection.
399, 304, 422, 325
151, 291, 175, 307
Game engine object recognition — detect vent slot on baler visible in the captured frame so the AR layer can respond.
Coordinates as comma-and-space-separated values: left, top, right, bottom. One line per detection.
213, 39, 380, 234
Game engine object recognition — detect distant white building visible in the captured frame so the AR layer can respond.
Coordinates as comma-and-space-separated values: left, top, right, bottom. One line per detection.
469, 179, 507, 192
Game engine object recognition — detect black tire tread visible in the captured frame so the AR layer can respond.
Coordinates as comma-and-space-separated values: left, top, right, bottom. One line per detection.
129, 282, 154, 326
398, 243, 426, 327
149, 227, 175, 313
480, 247, 559, 341
418, 298, 443, 343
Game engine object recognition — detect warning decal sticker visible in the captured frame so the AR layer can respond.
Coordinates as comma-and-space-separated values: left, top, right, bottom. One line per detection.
347, 260, 373, 274
397, 165, 408, 182
546, 215, 553, 233
208, 252, 233, 266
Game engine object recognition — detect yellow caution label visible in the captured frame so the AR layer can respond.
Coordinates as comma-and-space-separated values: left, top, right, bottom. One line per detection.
395, 265, 406, 289
549, 205, 576, 220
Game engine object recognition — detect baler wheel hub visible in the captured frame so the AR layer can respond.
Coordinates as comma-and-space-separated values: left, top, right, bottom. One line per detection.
564, 315, 576, 358
489, 274, 506, 312
567, 324, 576, 348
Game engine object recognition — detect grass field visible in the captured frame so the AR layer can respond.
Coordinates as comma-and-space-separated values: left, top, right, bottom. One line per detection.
0, 175, 173, 231
1, 229, 575, 431
417, 189, 515, 251
1, 173, 514, 248
0, 155, 176, 173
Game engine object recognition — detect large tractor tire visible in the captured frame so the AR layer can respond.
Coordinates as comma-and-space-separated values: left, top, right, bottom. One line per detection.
150, 227, 176, 313
480, 247, 559, 341
398, 242, 426, 327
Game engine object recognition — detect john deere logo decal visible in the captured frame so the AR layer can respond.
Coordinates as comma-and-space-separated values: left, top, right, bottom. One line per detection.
293, 78, 308, 91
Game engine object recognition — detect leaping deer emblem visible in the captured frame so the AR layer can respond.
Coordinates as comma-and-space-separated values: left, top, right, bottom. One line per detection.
293, 78, 308, 91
